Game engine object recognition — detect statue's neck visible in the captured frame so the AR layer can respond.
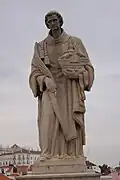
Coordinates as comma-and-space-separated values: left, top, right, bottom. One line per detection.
47, 29, 70, 45
50, 28, 63, 39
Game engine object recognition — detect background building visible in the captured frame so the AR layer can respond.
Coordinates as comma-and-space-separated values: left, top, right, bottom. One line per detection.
0, 144, 40, 166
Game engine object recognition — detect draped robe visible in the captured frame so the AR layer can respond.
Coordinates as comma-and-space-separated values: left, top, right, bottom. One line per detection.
29, 30, 94, 159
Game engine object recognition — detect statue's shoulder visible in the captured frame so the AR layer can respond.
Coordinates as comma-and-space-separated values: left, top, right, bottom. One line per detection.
33, 38, 47, 54
70, 36, 83, 46
37, 37, 47, 47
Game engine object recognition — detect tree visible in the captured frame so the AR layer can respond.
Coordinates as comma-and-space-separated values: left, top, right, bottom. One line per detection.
99, 164, 111, 175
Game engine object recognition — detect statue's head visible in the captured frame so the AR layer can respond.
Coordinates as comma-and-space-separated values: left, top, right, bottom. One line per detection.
45, 11, 63, 31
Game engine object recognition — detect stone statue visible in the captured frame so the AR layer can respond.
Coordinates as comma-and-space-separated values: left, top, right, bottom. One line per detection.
29, 11, 94, 161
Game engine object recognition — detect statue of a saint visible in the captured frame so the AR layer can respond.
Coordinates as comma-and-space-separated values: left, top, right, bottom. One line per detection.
29, 11, 94, 161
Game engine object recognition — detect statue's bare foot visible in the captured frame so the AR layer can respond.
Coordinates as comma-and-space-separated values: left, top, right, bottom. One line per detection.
39, 155, 47, 161
71, 155, 76, 159
59, 154, 64, 159
59, 154, 70, 159
76, 153, 84, 158
52, 154, 60, 159
39, 154, 51, 161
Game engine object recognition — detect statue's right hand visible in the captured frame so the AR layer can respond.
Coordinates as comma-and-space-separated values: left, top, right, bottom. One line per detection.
44, 77, 57, 93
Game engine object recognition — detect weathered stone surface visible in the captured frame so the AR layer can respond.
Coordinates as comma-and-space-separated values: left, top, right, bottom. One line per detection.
32, 157, 87, 174
16, 172, 100, 180
29, 10, 94, 161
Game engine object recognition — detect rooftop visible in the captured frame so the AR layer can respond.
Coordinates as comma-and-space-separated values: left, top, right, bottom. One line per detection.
0, 144, 40, 156
0, 174, 12, 180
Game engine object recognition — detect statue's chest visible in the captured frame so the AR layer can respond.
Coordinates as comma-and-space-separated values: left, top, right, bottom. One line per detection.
46, 42, 69, 66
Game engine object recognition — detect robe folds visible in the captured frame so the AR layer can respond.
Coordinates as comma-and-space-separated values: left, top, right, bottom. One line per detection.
29, 30, 94, 159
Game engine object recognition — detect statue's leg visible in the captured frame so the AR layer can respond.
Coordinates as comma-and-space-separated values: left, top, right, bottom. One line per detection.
50, 118, 60, 157
59, 126, 67, 158
75, 124, 84, 157
67, 123, 84, 157
67, 139, 76, 157
39, 91, 56, 159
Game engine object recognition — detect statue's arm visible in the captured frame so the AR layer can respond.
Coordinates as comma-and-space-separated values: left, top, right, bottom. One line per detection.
29, 42, 46, 97
74, 37, 89, 58
74, 37, 95, 91
29, 42, 57, 97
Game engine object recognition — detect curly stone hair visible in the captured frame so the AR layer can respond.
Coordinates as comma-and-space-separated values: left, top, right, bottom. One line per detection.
45, 11, 63, 29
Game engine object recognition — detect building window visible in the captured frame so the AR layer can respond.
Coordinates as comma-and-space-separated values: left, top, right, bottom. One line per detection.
27, 160, 29, 164
18, 155, 21, 160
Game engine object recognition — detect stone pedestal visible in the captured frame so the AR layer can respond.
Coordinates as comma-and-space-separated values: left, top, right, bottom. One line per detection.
32, 157, 87, 174
16, 172, 100, 180
16, 157, 101, 180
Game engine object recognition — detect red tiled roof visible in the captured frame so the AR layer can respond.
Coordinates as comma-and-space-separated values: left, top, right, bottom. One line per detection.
6, 167, 12, 173
16, 165, 28, 173
28, 165, 33, 171
0, 166, 10, 168
0, 174, 12, 180
9, 173, 19, 176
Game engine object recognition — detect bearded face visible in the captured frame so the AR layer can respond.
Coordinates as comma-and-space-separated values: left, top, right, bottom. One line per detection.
47, 14, 61, 32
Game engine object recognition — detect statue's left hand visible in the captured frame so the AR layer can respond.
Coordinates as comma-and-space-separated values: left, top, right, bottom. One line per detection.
44, 77, 57, 93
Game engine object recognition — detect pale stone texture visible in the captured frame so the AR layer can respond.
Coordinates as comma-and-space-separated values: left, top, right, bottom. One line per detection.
16, 172, 100, 180
32, 157, 87, 174
21, 10, 100, 180
29, 11, 94, 161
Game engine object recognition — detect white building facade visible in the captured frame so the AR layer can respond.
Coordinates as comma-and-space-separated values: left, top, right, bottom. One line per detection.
0, 144, 40, 166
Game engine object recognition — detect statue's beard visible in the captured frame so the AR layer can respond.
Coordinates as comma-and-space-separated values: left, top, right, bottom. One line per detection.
50, 27, 62, 38
52, 26, 59, 31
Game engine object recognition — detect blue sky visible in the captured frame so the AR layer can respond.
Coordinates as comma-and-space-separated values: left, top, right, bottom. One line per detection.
0, 0, 120, 167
